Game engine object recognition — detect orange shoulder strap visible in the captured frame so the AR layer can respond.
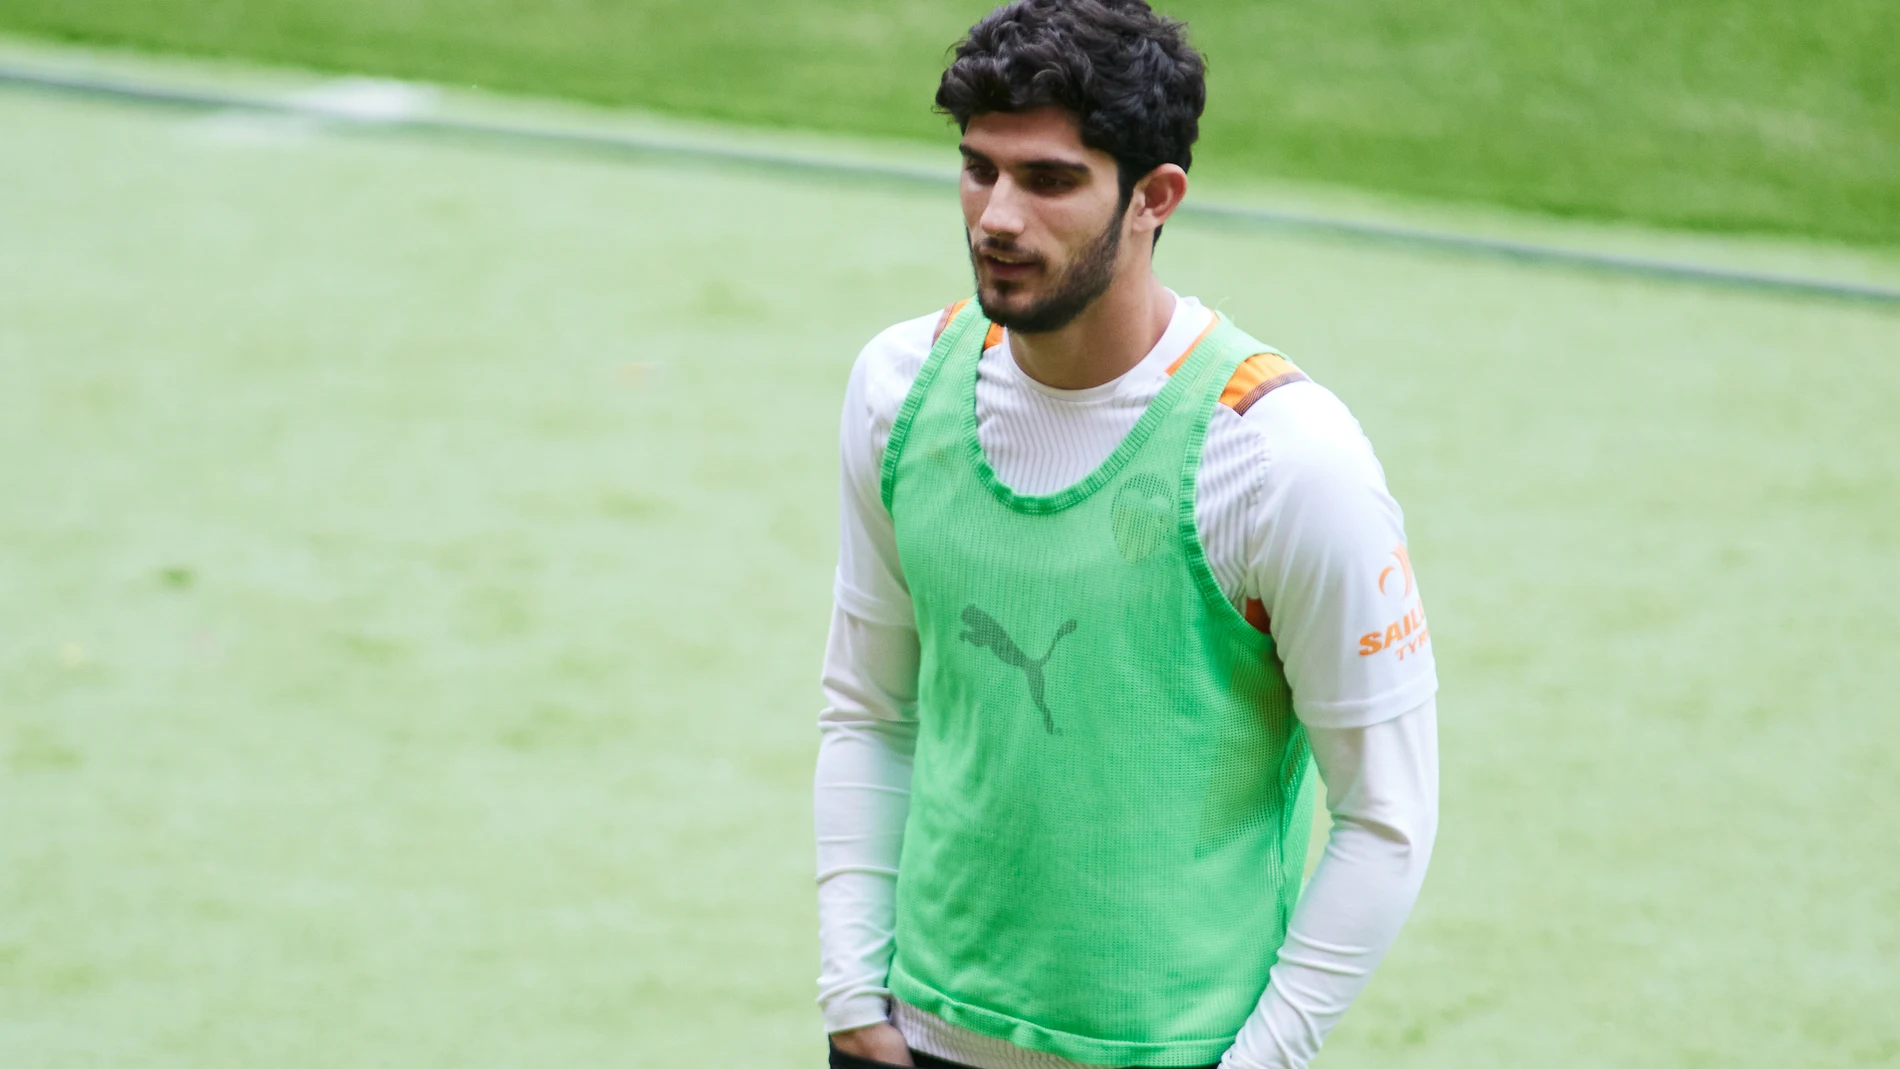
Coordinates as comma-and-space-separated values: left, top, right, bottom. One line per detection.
1217, 352, 1309, 415
931, 299, 971, 344
931, 298, 1005, 349
1163, 329, 1310, 415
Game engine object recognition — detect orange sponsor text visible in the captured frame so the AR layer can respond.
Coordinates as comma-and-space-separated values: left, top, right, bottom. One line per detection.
1359, 606, 1429, 659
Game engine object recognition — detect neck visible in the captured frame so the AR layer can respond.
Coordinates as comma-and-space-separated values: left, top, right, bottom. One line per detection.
1007, 271, 1175, 391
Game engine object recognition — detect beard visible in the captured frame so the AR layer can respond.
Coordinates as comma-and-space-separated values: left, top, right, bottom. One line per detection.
969, 211, 1123, 334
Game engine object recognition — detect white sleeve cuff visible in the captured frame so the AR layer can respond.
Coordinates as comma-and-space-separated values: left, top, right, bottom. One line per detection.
833, 570, 915, 629
822, 994, 892, 1034
1292, 667, 1438, 730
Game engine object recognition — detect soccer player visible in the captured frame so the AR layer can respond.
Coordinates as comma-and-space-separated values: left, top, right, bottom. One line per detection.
814, 2, 1439, 1067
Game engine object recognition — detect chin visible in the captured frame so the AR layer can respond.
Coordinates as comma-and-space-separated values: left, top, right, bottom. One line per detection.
975, 294, 1022, 327
979, 282, 1031, 313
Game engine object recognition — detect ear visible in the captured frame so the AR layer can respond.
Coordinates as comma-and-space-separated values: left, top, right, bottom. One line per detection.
1126, 163, 1189, 238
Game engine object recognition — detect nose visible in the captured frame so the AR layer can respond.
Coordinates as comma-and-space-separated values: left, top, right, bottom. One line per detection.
976, 173, 1027, 242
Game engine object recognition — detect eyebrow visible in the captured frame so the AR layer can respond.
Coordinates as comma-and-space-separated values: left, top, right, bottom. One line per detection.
959, 144, 1092, 177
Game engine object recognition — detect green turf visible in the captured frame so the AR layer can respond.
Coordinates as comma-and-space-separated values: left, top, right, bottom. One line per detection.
3, 82, 1899, 1068
1, 0, 1896, 247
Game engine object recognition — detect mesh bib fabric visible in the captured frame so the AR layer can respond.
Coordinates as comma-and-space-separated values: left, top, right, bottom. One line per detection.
880, 302, 1316, 1067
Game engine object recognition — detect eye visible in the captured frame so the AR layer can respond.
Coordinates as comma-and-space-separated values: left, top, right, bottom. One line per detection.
964, 160, 998, 184
1028, 172, 1076, 193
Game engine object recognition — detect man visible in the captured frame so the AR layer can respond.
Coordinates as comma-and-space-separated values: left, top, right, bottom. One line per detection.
814, 2, 1439, 1067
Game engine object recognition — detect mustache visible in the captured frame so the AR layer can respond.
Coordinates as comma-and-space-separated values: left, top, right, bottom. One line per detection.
972, 237, 1044, 266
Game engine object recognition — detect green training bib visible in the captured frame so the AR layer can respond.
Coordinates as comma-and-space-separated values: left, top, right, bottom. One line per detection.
881, 301, 1316, 1067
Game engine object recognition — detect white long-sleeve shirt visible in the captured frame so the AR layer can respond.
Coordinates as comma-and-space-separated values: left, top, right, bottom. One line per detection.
817, 297, 1440, 1069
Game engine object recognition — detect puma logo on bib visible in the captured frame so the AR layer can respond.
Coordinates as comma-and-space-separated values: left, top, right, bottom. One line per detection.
958, 605, 1077, 736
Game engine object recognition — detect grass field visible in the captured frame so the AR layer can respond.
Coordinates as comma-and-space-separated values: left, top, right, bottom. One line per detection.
1, 0, 1896, 247
3, 57, 1900, 1069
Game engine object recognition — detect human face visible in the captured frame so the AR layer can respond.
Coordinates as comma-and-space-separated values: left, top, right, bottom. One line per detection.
959, 108, 1129, 334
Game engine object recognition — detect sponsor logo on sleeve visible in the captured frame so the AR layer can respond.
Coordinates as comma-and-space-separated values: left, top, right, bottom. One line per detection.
1358, 545, 1430, 660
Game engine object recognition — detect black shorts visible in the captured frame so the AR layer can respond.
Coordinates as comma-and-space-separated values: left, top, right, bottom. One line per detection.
828, 1044, 976, 1069
827, 1042, 1219, 1069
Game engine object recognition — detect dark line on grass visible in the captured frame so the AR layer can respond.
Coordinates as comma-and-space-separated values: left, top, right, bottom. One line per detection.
5, 65, 1897, 308
1178, 203, 1900, 307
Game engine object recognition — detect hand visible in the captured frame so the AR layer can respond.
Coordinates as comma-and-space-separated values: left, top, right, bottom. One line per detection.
830, 1021, 914, 1066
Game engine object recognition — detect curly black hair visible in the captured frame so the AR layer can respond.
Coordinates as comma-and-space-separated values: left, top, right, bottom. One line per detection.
935, 0, 1206, 203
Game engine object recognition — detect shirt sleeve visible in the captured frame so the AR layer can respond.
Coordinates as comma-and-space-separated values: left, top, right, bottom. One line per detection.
1220, 700, 1440, 1069
814, 316, 935, 1032
814, 606, 919, 1032
1243, 382, 1438, 729
832, 313, 936, 627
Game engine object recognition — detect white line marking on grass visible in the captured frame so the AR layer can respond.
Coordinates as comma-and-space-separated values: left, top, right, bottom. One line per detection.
189, 76, 438, 144
290, 77, 439, 122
